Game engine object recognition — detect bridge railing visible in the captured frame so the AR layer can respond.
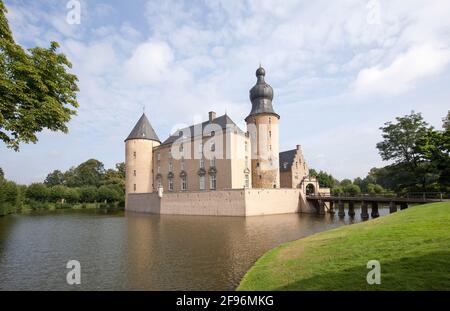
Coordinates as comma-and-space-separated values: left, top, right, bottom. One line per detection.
307, 192, 449, 201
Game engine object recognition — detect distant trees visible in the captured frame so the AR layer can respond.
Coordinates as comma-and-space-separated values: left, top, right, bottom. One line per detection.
1, 159, 125, 215
0, 1, 79, 151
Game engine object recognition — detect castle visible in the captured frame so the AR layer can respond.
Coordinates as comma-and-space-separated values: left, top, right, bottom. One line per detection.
125, 67, 329, 216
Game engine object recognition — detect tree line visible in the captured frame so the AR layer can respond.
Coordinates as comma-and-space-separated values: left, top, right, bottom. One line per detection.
311, 110, 449, 196
0, 159, 125, 216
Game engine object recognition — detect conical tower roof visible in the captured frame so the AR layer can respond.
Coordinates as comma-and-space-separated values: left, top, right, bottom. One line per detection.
125, 113, 160, 142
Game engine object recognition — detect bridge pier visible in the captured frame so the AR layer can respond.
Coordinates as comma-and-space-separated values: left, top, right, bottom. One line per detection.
389, 201, 397, 213
318, 200, 326, 215
348, 201, 355, 217
329, 201, 335, 214
371, 202, 380, 218
400, 202, 408, 210
361, 201, 369, 220
338, 200, 345, 217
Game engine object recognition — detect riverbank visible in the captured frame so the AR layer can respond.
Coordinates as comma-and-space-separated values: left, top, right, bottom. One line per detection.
0, 202, 123, 217
238, 202, 450, 290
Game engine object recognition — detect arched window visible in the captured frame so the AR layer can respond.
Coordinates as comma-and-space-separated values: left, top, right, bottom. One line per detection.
210, 175, 216, 190
181, 176, 187, 191
199, 176, 205, 190
168, 178, 174, 191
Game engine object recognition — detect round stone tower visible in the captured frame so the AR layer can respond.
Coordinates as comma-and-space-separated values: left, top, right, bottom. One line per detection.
125, 113, 160, 205
245, 66, 280, 188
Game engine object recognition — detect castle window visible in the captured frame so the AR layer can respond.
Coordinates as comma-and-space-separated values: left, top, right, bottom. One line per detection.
199, 176, 205, 190
283, 162, 288, 169
157, 166, 160, 174
245, 141, 248, 152
210, 156, 216, 167
269, 117, 272, 124
133, 184, 136, 192
245, 156, 248, 169
181, 176, 187, 191
181, 158, 185, 171
256, 162, 260, 168
133, 170, 136, 176
198, 143, 203, 156
209, 175, 216, 190
210, 131, 215, 137
245, 175, 250, 188
168, 178, 174, 191
269, 145, 272, 151
210, 143, 215, 152
200, 158, 205, 169
157, 153, 160, 161
269, 131, 272, 138
157, 179, 162, 189
133, 151, 136, 159
169, 162, 173, 172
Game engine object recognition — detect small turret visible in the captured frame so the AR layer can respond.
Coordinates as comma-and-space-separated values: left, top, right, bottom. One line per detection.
125, 113, 160, 208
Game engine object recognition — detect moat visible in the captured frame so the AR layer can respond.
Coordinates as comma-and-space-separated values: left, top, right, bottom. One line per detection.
0, 208, 388, 290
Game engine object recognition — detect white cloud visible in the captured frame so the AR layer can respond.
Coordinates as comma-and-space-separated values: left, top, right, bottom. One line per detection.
354, 45, 450, 96
124, 41, 174, 85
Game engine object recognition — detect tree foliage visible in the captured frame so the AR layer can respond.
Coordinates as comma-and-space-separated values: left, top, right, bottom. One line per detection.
0, 1, 79, 151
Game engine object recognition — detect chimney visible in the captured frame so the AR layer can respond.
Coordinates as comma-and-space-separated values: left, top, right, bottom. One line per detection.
296, 144, 301, 151
209, 111, 216, 122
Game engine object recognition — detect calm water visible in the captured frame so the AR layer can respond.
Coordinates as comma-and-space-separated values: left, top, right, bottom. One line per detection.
0, 208, 388, 290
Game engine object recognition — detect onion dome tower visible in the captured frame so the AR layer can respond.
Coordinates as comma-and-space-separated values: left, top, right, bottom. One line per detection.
125, 113, 160, 206
245, 66, 280, 188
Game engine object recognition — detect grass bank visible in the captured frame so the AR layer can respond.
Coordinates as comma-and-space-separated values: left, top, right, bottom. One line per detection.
238, 202, 450, 291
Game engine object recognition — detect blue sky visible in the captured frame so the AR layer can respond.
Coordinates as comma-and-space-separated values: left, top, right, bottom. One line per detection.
1, 0, 450, 184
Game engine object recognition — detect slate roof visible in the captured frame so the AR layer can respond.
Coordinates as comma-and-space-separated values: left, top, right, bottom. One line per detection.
246, 66, 280, 121
125, 113, 160, 142
160, 114, 245, 146
279, 149, 297, 172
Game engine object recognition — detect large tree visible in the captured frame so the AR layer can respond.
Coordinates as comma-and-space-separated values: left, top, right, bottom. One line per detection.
376, 112, 435, 190
0, 1, 79, 151
44, 170, 64, 186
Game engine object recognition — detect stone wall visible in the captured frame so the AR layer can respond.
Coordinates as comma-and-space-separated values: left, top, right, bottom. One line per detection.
245, 189, 301, 216
127, 188, 315, 216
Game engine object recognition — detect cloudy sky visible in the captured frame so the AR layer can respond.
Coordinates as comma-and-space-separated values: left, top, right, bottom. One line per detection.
1, 0, 449, 184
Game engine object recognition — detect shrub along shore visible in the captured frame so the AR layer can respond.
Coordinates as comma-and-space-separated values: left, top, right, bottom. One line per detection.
238, 202, 450, 291
0, 159, 125, 217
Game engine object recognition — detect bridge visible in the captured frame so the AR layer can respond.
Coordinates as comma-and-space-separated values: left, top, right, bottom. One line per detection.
306, 192, 449, 219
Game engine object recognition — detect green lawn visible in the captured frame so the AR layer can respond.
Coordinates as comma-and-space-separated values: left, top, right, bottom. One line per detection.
238, 202, 450, 291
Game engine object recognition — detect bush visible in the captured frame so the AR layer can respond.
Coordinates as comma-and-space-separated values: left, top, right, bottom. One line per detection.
0, 179, 20, 216
343, 184, 361, 196
367, 183, 384, 194
65, 188, 80, 203
97, 185, 122, 203
49, 185, 68, 203
79, 186, 97, 203
26, 183, 49, 202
